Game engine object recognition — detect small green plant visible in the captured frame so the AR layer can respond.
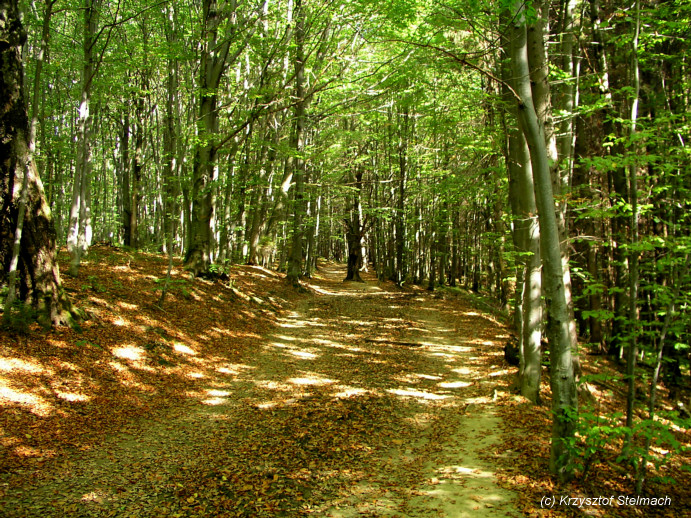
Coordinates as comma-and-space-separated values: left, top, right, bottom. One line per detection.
84, 275, 106, 293
208, 263, 228, 276
626, 412, 688, 485
154, 278, 192, 299
565, 410, 628, 480
75, 339, 102, 349
564, 375, 689, 486
1, 301, 38, 334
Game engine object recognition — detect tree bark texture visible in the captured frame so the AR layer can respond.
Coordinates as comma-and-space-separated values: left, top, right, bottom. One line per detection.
509, 0, 578, 481
185, 0, 233, 275
1, 0, 76, 326
286, 0, 308, 286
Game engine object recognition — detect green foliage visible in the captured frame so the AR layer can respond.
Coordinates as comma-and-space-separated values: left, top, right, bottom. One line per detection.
564, 368, 689, 485
1, 302, 38, 335
75, 339, 103, 350
84, 275, 107, 293
154, 278, 192, 299
564, 409, 628, 480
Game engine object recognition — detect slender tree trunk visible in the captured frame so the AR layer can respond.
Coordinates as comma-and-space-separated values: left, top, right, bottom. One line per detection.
344, 167, 365, 283
624, 0, 641, 452
67, 0, 99, 277
394, 108, 408, 285
509, 0, 578, 481
286, 0, 308, 286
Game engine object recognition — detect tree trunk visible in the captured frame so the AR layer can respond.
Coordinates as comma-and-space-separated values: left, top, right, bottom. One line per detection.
344, 167, 365, 283
1, 0, 77, 327
394, 108, 409, 285
67, 0, 99, 277
286, 0, 308, 286
509, 0, 578, 481
185, 0, 252, 275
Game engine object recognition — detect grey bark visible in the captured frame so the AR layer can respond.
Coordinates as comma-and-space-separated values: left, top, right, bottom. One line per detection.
510, 0, 578, 481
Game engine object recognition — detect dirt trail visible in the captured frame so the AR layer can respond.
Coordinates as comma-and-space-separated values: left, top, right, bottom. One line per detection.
1, 264, 519, 517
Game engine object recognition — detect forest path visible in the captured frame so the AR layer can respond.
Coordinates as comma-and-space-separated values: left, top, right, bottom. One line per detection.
2, 263, 519, 517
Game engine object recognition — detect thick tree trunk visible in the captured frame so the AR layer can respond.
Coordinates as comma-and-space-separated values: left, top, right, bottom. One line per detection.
1, 0, 77, 327
185, 0, 253, 275
528, 0, 579, 361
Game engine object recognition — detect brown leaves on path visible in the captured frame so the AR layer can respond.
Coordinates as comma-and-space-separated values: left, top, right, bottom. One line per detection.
2, 250, 517, 516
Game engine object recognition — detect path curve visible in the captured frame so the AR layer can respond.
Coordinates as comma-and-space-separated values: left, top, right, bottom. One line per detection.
1, 263, 519, 517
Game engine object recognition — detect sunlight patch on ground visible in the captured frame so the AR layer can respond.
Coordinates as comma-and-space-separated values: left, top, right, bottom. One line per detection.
173, 343, 197, 355
312, 339, 363, 352
254, 400, 279, 409
417, 373, 443, 380
462, 396, 492, 405
450, 367, 474, 376
310, 285, 340, 295
55, 391, 90, 402
331, 386, 369, 398
393, 373, 420, 384
0, 358, 48, 374
254, 379, 293, 392
108, 361, 127, 372
45, 338, 69, 349
273, 334, 297, 342
289, 349, 318, 360
267, 341, 320, 360
288, 376, 337, 386
187, 372, 205, 379
117, 302, 139, 310
201, 388, 232, 405
438, 380, 472, 389
277, 321, 308, 329
388, 388, 450, 401
113, 346, 145, 361
216, 364, 253, 375
207, 389, 232, 397
0, 381, 52, 415
469, 338, 498, 346
81, 490, 108, 504
13, 445, 45, 457
112, 316, 129, 326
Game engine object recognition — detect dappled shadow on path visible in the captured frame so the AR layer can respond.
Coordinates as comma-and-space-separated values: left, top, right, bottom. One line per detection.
1, 260, 518, 517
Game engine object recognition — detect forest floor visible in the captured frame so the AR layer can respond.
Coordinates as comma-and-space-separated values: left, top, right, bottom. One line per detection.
0, 246, 689, 517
